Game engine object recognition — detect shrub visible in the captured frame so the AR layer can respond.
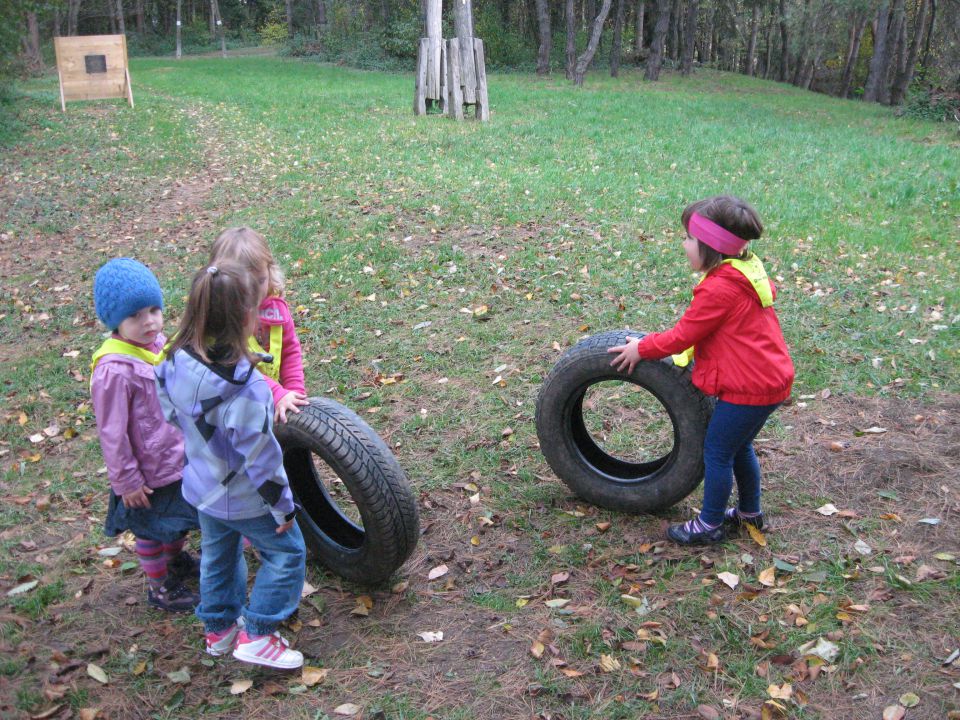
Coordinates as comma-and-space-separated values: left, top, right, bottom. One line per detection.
900, 86, 960, 123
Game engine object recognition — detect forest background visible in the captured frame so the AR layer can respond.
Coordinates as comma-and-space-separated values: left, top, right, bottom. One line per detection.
2, 0, 960, 127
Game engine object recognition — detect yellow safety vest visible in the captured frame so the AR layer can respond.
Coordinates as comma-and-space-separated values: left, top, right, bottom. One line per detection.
249, 324, 283, 381
671, 254, 773, 367
90, 338, 165, 388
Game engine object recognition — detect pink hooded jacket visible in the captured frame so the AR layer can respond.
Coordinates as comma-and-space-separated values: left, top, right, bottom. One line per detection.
257, 295, 306, 404
90, 334, 184, 497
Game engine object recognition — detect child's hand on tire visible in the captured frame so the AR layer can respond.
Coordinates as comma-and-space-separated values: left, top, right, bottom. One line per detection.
608, 337, 641, 374
275, 391, 310, 423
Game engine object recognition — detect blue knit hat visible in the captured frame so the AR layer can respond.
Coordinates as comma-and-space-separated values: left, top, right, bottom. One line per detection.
93, 258, 164, 331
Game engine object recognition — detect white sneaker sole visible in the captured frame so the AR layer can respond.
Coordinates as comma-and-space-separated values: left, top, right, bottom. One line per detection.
232, 646, 303, 670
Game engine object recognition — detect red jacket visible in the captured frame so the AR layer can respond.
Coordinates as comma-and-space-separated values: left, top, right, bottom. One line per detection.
637, 263, 794, 405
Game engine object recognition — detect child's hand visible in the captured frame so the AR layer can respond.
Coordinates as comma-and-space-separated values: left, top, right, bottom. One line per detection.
275, 518, 295, 534
122, 486, 153, 509
275, 392, 309, 423
608, 336, 642, 374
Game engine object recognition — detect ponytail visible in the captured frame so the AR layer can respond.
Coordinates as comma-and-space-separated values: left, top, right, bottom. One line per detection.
167, 261, 260, 366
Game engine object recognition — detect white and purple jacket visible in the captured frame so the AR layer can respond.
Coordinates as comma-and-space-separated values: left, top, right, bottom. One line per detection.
155, 349, 297, 525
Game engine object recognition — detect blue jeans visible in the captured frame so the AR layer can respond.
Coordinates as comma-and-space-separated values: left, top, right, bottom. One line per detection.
700, 400, 780, 527
196, 511, 306, 637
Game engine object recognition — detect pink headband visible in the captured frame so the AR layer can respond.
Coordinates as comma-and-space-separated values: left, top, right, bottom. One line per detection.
688, 213, 748, 255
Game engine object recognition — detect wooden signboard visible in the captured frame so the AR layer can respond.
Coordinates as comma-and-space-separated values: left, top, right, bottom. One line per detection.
54, 34, 134, 112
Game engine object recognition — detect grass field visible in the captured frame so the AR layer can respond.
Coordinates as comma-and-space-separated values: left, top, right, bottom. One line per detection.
0, 56, 958, 719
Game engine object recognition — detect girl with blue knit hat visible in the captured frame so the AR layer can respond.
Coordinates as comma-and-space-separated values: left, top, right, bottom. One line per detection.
91, 258, 200, 613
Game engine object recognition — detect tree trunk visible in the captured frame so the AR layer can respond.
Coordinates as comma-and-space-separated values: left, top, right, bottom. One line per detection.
792, 0, 810, 85
645, 0, 670, 80
879, 0, 905, 103
839, 13, 867, 98
23, 12, 44, 71
863, 0, 892, 102
285, 0, 294, 38
611, 0, 625, 76
918, 0, 935, 80
668, 0, 679, 61
680, 0, 697, 75
67, 0, 81, 36
778, 0, 789, 82
535, 0, 552, 74
574, 0, 613, 85
889, 0, 926, 104
212, 0, 226, 56
634, 0, 645, 55
316, 0, 327, 37
745, 3, 758, 75
176, 0, 182, 58
135, 0, 144, 33
762, 10, 774, 78
115, 0, 126, 34
565, 0, 576, 79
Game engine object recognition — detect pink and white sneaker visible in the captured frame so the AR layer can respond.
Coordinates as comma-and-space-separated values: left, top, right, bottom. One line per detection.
205, 622, 242, 656
232, 630, 303, 670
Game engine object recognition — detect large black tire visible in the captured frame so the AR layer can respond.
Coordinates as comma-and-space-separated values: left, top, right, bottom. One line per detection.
535, 329, 713, 513
273, 397, 419, 586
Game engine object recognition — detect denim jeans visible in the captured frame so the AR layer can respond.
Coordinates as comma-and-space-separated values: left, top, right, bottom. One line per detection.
196, 511, 306, 636
699, 400, 780, 527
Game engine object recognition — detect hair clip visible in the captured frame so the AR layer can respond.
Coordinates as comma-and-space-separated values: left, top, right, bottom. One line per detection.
207, 265, 218, 275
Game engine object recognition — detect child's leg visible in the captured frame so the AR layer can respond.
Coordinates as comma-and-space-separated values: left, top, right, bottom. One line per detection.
729, 402, 780, 516
239, 515, 306, 637
700, 401, 777, 526
134, 538, 168, 591
196, 512, 247, 634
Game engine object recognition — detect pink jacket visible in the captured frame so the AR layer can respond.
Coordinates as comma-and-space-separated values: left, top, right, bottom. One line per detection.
258, 295, 306, 404
90, 334, 184, 496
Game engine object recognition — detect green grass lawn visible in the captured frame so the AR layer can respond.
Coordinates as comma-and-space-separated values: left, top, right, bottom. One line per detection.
1, 57, 958, 719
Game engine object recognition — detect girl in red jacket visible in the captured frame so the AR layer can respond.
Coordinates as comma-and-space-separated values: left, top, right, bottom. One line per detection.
608, 195, 794, 546
210, 227, 310, 424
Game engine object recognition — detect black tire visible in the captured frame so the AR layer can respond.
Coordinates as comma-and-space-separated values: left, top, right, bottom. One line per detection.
535, 329, 713, 513
273, 397, 419, 585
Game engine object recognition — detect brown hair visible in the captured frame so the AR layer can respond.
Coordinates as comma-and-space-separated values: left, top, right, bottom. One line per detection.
210, 226, 285, 297
681, 195, 763, 273
166, 261, 260, 366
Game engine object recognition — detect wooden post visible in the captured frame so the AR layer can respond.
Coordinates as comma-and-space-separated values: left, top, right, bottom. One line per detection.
453, 0, 476, 104
473, 38, 489, 121
446, 38, 464, 119
176, 0, 182, 58
414, 37, 428, 115
425, 0, 441, 101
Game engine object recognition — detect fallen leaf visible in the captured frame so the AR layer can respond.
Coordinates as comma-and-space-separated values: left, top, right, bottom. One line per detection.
417, 631, 443, 642
87, 663, 108, 684
427, 564, 448, 580
853, 539, 872, 555
598, 654, 621, 672
302, 667, 328, 687
30, 706, 65, 719
550, 571, 570, 586
917, 517, 940, 526
746, 523, 767, 546
898, 693, 919, 708
334, 703, 361, 716
544, 598, 570, 609
859, 426, 887, 434
815, 503, 839, 516
697, 705, 721, 720
717, 572, 740, 589
530, 641, 545, 659
166, 667, 191, 684
758, 567, 776, 587
796, 637, 840, 662
882, 705, 906, 720
78, 710, 99, 720
767, 682, 792, 699
7, 580, 39, 596
230, 679, 253, 695
595, 522, 611, 532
